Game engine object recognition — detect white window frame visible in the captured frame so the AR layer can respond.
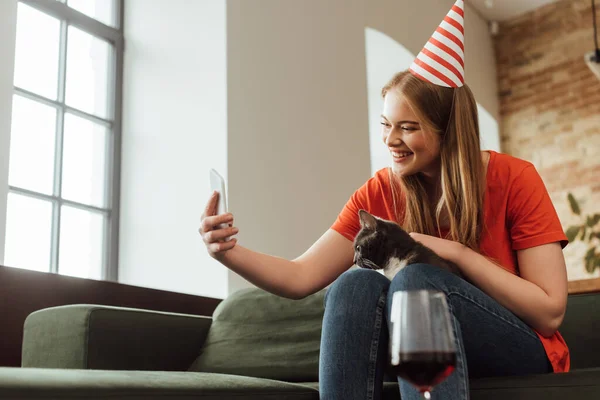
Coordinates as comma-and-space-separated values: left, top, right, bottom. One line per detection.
9, 0, 124, 280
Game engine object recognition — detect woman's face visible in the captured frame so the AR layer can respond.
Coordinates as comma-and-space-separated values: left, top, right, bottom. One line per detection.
381, 91, 441, 179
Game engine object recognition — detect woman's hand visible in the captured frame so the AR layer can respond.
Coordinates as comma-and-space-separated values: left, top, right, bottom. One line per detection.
409, 232, 464, 265
199, 191, 239, 259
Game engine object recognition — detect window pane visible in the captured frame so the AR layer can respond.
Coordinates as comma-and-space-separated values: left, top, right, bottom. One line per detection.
4, 193, 52, 273
58, 206, 104, 280
62, 113, 108, 207
67, 0, 117, 28
9, 95, 57, 195
14, 3, 61, 99
66, 26, 112, 119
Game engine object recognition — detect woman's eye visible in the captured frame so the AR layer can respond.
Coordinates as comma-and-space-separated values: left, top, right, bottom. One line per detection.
380, 122, 391, 128
401, 126, 416, 131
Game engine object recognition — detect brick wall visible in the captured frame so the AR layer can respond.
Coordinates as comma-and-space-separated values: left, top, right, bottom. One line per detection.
494, 0, 600, 281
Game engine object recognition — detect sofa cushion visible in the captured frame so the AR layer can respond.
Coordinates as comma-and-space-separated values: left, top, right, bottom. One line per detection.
0, 368, 319, 400
300, 369, 600, 400
22, 305, 211, 371
558, 293, 600, 370
189, 288, 325, 382
470, 368, 600, 399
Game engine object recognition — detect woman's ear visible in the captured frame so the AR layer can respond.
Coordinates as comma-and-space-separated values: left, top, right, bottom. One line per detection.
358, 209, 378, 230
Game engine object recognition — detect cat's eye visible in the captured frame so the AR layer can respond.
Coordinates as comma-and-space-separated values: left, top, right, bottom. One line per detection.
355, 245, 361, 252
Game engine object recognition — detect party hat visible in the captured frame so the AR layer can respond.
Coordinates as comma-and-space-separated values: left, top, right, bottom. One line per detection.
409, 0, 466, 88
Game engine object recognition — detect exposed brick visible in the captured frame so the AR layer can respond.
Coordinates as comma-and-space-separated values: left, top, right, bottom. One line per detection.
495, 0, 600, 279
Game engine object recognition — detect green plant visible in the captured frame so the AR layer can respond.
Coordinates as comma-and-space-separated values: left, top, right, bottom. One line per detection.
565, 193, 600, 273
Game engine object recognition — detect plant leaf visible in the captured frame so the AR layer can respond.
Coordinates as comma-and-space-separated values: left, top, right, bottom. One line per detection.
585, 247, 596, 262
587, 253, 600, 274
580, 226, 588, 241
568, 193, 581, 215
586, 257, 595, 273
566, 226, 581, 242
584, 249, 596, 273
595, 256, 600, 273
588, 214, 600, 228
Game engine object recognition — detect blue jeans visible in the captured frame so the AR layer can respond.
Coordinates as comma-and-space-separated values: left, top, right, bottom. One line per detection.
319, 264, 552, 400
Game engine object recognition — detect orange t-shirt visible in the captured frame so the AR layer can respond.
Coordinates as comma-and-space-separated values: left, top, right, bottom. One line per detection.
331, 150, 570, 373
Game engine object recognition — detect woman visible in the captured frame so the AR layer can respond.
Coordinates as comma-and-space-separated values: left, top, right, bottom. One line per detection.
199, 1, 569, 399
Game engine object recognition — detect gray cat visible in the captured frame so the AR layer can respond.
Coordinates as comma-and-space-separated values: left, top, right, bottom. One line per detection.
353, 209, 462, 280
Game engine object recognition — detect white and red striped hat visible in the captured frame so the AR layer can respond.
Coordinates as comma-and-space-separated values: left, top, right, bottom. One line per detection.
409, 0, 466, 88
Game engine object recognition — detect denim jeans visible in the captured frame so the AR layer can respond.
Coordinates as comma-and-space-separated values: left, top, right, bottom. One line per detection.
319, 264, 552, 400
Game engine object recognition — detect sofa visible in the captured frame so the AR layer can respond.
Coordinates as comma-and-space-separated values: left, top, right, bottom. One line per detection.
0, 286, 599, 399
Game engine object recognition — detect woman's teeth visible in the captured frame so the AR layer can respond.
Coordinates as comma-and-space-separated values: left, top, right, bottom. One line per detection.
392, 151, 413, 158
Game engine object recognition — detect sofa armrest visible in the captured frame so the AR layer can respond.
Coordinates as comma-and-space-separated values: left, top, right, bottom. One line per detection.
22, 304, 212, 371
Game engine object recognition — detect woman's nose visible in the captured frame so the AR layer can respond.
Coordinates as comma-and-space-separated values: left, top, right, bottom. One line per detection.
384, 128, 402, 147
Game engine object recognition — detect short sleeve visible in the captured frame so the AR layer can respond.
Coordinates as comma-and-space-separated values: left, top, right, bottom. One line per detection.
507, 165, 569, 251
330, 169, 394, 242
330, 184, 368, 242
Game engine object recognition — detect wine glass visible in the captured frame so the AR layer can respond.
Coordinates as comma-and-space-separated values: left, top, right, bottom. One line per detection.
389, 290, 457, 399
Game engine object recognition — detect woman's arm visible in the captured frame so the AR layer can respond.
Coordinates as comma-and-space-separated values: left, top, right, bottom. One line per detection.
217, 230, 355, 299
410, 233, 568, 337
200, 191, 355, 299
452, 243, 568, 337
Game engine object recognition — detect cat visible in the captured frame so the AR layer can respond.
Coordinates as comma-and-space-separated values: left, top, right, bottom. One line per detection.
353, 209, 462, 280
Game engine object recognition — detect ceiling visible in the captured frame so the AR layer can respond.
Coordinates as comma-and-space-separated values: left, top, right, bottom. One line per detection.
467, 0, 560, 21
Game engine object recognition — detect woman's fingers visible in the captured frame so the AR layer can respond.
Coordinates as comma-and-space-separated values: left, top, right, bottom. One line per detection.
201, 191, 219, 219
200, 192, 238, 256
200, 213, 233, 233
204, 226, 239, 243
208, 238, 237, 253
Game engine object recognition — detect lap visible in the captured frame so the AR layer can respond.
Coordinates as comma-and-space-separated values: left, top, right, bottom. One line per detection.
387, 263, 552, 378
324, 267, 390, 307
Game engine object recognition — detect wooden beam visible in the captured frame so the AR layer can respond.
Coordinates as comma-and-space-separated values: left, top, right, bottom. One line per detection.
568, 278, 600, 294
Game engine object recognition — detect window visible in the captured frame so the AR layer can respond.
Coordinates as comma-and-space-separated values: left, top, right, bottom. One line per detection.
5, 0, 123, 280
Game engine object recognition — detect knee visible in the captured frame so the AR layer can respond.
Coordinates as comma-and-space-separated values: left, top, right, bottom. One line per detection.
389, 263, 444, 293
325, 268, 390, 308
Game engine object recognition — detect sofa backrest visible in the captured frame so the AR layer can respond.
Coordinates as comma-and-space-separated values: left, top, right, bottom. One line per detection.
188, 287, 599, 377
189, 287, 325, 382
559, 292, 600, 370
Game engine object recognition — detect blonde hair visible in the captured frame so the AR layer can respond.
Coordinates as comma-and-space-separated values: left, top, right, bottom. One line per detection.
382, 70, 485, 251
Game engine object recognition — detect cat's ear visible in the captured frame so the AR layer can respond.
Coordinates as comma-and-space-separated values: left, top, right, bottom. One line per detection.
358, 209, 378, 230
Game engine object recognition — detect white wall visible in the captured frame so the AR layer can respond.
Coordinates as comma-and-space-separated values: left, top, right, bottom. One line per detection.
0, 0, 18, 264
119, 0, 228, 298
365, 27, 416, 174
226, 0, 372, 293
478, 104, 500, 151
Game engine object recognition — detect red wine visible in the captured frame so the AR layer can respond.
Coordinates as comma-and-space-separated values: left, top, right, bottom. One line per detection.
389, 351, 456, 391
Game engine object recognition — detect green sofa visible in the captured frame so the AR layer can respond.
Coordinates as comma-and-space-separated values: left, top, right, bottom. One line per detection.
0, 287, 599, 399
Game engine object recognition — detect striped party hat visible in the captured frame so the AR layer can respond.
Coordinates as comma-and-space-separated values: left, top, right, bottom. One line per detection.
409, 0, 465, 88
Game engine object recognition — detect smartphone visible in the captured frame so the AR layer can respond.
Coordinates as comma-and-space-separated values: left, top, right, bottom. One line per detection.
209, 168, 229, 230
